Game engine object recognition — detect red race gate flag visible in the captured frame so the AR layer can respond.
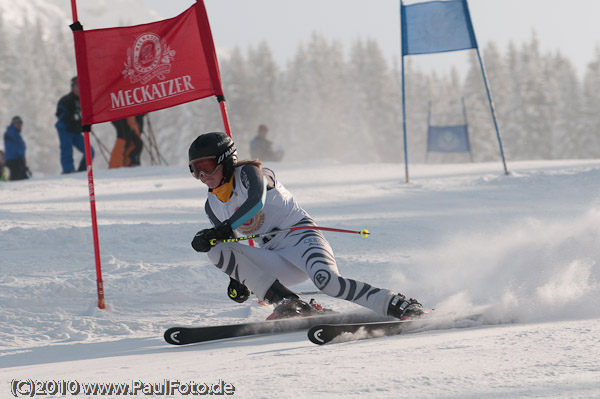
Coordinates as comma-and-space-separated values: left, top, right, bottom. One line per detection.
71, 1, 224, 126
69, 0, 231, 309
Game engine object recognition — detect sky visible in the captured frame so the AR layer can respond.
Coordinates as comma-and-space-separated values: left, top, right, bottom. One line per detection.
139, 0, 600, 77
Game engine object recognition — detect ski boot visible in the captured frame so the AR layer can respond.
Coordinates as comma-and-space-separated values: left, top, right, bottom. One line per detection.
266, 297, 322, 320
387, 294, 425, 320
264, 280, 328, 320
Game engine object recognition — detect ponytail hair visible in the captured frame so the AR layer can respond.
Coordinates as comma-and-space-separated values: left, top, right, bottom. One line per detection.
235, 159, 262, 169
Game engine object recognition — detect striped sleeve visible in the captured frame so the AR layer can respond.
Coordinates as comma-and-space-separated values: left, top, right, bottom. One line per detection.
229, 164, 267, 230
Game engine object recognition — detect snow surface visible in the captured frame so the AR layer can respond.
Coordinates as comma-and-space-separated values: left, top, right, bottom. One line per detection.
1, 160, 600, 398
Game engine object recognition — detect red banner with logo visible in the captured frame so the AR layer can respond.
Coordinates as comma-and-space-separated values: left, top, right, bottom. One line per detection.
72, 1, 223, 125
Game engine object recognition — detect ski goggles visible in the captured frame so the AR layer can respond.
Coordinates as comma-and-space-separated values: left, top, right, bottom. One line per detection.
189, 156, 222, 179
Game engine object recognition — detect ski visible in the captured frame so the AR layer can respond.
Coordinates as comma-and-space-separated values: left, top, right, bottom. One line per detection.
164, 312, 388, 345
307, 313, 484, 345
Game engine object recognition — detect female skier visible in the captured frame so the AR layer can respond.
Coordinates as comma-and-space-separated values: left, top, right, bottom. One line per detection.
189, 132, 424, 320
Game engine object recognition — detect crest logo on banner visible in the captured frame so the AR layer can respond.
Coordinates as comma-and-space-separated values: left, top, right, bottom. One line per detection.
108, 29, 195, 111
122, 33, 176, 84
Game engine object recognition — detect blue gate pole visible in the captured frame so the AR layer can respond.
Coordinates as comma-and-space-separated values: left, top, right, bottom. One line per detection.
400, 1, 410, 183
464, 0, 509, 175
462, 97, 474, 162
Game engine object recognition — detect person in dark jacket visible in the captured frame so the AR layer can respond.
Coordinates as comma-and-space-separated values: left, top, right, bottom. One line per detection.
3, 116, 29, 180
55, 76, 94, 174
249, 124, 284, 162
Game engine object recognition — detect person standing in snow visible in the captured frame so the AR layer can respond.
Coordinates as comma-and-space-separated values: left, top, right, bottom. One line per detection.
0, 150, 7, 181
249, 124, 284, 162
188, 132, 424, 320
109, 114, 145, 168
55, 76, 94, 174
3, 116, 30, 181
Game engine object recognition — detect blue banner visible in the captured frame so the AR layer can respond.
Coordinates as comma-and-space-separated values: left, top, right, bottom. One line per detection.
427, 125, 471, 153
401, 0, 477, 56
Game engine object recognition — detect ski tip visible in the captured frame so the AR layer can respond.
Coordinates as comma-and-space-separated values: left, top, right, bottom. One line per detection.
307, 325, 329, 345
164, 327, 184, 345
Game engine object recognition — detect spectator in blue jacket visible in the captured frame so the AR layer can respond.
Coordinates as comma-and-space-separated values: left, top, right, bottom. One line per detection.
55, 76, 94, 174
3, 116, 29, 180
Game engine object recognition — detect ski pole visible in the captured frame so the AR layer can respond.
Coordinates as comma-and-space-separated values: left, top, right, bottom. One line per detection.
210, 226, 370, 246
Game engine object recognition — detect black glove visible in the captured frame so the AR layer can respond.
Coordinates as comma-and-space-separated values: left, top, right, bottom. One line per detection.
227, 277, 251, 303
191, 221, 234, 252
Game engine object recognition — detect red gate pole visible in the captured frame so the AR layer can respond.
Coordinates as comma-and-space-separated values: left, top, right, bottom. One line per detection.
70, 0, 105, 309
70, 0, 78, 21
83, 130, 105, 309
216, 96, 232, 138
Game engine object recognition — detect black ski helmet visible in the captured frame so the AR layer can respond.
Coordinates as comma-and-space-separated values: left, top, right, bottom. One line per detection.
188, 132, 237, 181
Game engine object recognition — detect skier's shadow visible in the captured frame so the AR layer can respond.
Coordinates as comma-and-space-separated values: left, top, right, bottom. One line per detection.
1, 332, 310, 368
1, 337, 166, 368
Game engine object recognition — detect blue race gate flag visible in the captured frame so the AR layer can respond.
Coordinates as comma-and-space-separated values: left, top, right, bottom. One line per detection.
427, 125, 471, 153
401, 0, 477, 56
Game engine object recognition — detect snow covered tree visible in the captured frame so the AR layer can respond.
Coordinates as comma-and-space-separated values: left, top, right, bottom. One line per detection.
402, 57, 431, 163
581, 45, 600, 158
517, 34, 555, 159
237, 42, 280, 156
0, 17, 14, 130
278, 33, 351, 161
347, 39, 401, 162
545, 52, 583, 159
463, 43, 508, 162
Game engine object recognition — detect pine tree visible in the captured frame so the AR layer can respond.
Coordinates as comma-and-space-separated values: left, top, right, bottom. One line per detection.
581, 46, 600, 158
502, 41, 525, 160
279, 33, 350, 161
462, 43, 511, 163
545, 52, 582, 159
402, 57, 431, 163
0, 16, 15, 135
348, 39, 401, 162
240, 42, 280, 156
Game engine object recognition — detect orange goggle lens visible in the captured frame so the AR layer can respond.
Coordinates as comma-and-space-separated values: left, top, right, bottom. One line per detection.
189, 157, 220, 179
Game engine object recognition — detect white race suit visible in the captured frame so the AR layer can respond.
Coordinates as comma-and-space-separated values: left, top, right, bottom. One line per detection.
204, 164, 395, 316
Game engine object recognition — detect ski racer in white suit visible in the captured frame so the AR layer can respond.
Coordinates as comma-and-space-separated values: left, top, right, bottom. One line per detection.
189, 132, 424, 319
